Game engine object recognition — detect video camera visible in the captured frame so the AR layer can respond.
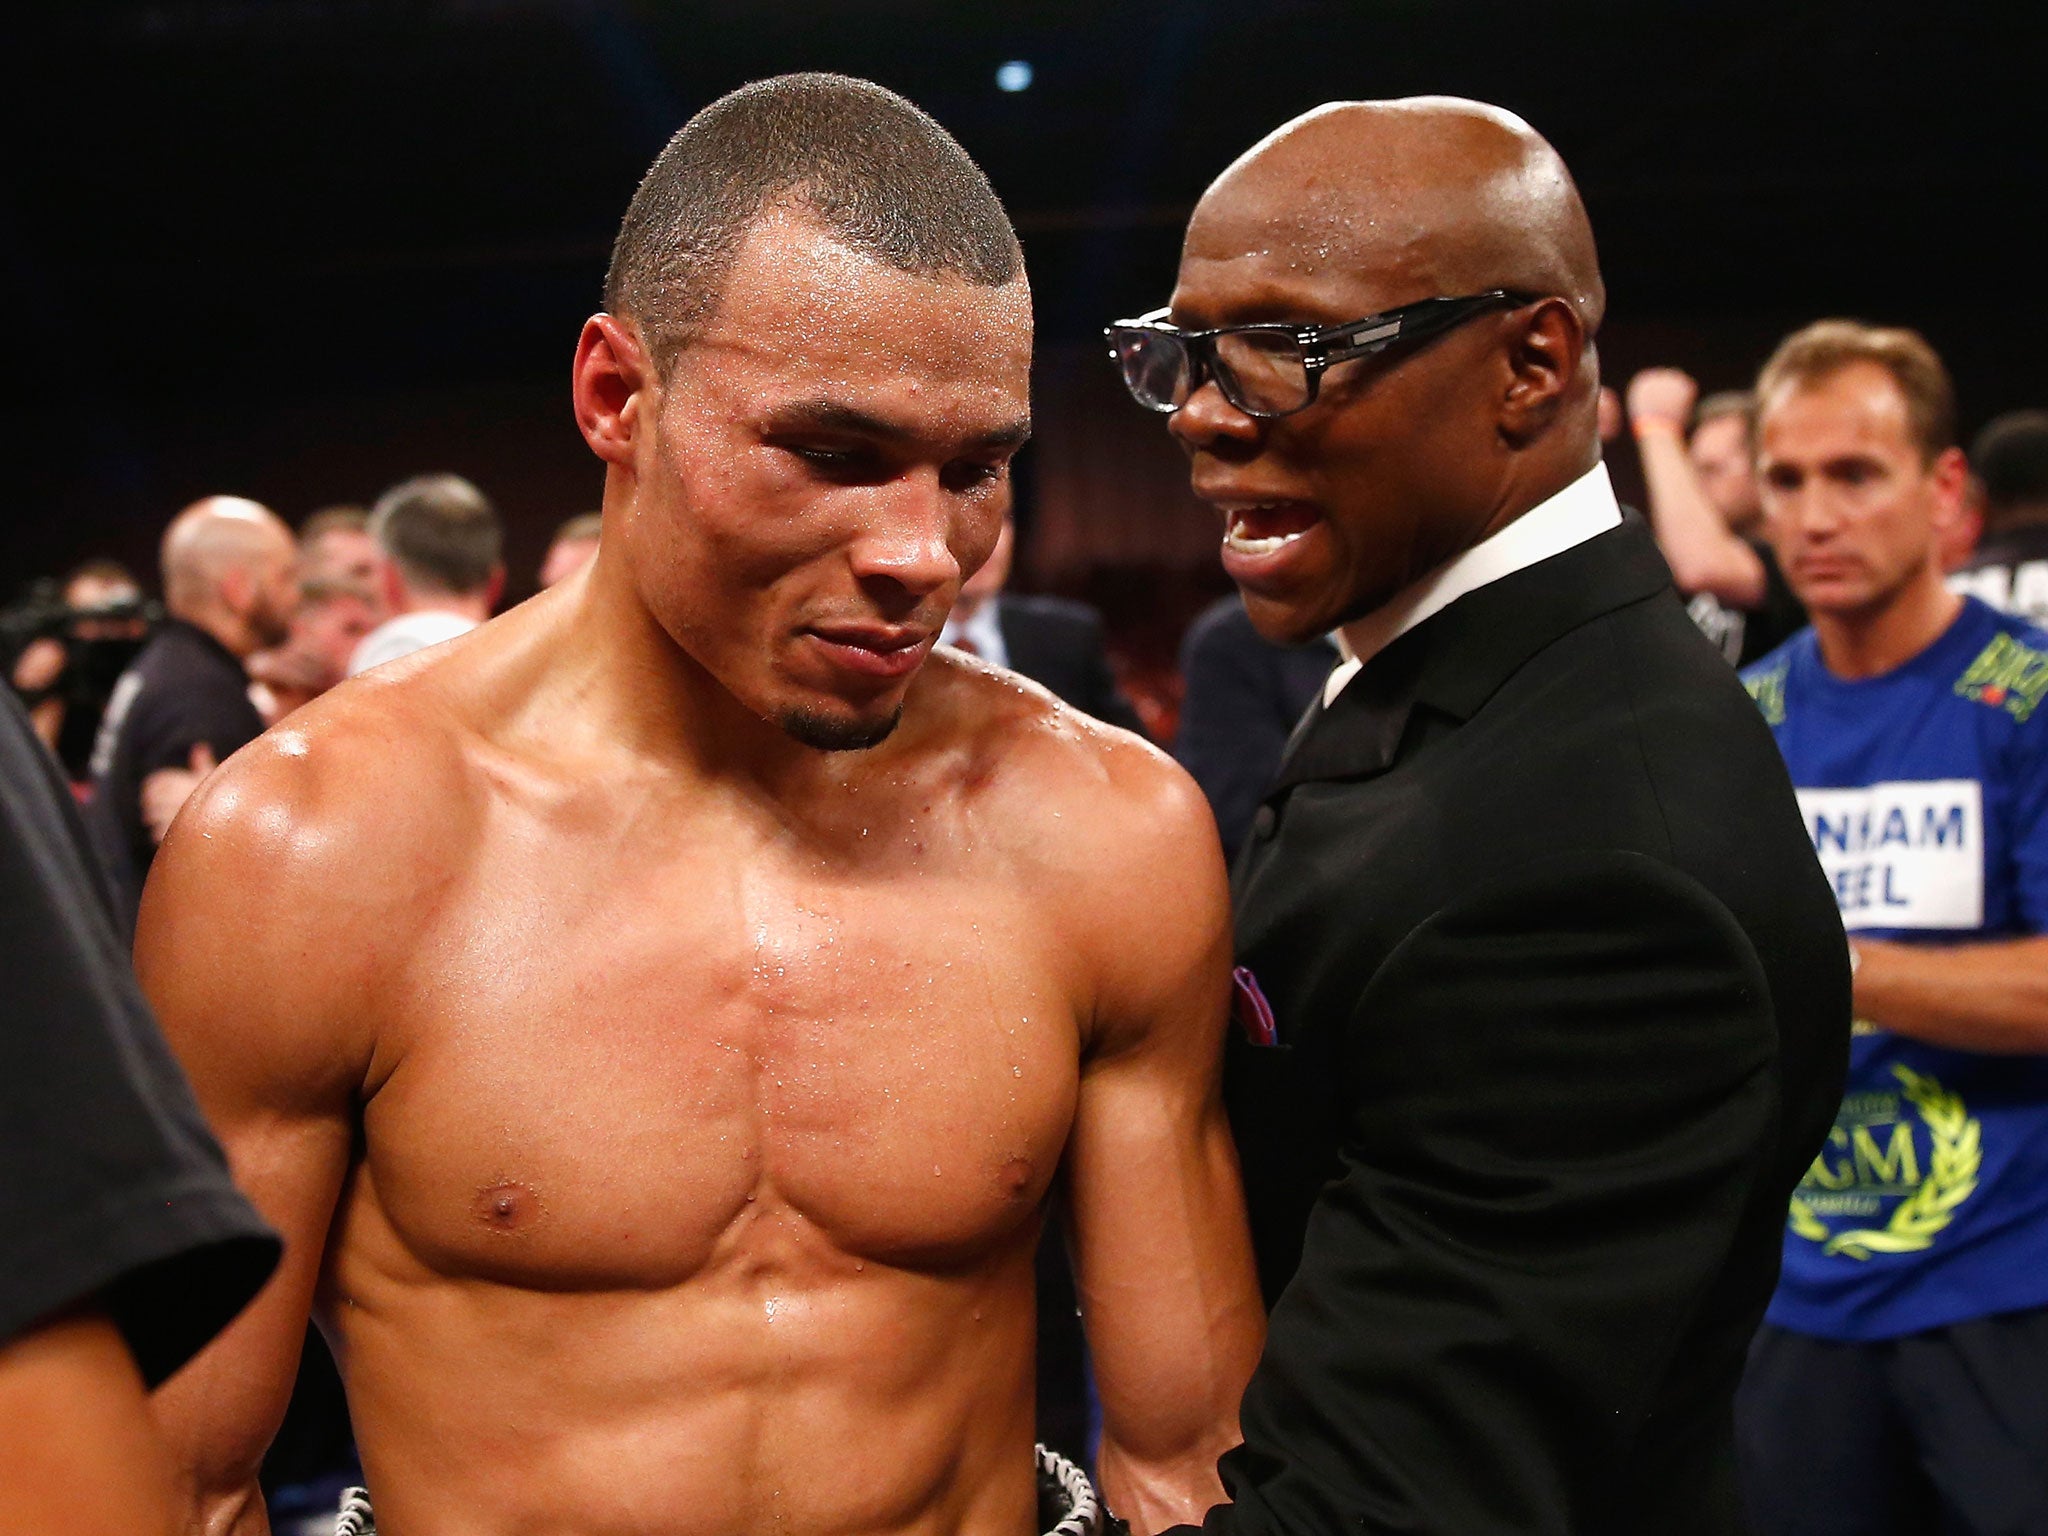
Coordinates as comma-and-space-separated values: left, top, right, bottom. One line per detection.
3, 579, 162, 777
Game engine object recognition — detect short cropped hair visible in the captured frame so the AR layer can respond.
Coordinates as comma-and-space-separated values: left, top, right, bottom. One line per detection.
1690, 390, 1755, 446
1756, 319, 1956, 463
300, 505, 369, 542
1972, 410, 2048, 524
550, 512, 602, 546
603, 73, 1023, 363
368, 474, 502, 596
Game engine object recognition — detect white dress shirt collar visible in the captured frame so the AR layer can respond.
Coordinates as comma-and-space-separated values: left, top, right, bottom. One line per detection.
1323, 460, 1623, 705
940, 596, 1008, 668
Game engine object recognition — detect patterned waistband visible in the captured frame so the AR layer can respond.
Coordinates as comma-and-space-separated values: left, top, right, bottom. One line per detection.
334, 1443, 1112, 1536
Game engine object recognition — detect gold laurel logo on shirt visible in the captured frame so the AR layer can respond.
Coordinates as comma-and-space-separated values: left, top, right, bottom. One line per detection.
1787, 1064, 1980, 1260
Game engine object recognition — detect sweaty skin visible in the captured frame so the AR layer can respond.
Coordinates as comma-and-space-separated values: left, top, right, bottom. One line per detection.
1166, 97, 1606, 644
144, 212, 1262, 1536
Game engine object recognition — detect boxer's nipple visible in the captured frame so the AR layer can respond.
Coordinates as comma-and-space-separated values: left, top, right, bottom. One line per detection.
999, 1156, 1033, 1199
473, 1179, 541, 1234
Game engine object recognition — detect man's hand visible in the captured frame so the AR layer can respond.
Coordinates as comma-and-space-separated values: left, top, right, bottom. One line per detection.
1627, 367, 1699, 437
10, 636, 66, 696
141, 744, 217, 845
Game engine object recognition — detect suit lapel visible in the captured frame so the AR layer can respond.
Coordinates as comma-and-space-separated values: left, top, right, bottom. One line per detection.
1266, 518, 1673, 796
1269, 638, 1426, 796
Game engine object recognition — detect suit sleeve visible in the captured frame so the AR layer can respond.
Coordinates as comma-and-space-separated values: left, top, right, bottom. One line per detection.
1199, 850, 1779, 1536
1174, 618, 1292, 861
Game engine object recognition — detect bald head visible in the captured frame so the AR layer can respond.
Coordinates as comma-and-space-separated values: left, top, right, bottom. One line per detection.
1160, 97, 1610, 645
1191, 95, 1604, 338
162, 497, 292, 611
160, 497, 299, 652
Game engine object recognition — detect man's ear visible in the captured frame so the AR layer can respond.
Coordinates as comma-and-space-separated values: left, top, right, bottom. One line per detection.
217, 565, 254, 619
485, 564, 506, 614
574, 313, 655, 468
1497, 298, 1586, 445
1927, 445, 1971, 531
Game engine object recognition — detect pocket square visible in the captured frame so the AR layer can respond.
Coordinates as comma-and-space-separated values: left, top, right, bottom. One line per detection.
1231, 965, 1280, 1048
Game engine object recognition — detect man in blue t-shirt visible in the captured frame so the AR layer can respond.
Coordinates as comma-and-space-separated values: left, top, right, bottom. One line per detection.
1739, 320, 2048, 1534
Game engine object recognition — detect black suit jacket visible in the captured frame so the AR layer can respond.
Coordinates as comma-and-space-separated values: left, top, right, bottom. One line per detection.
996, 593, 1147, 737
1200, 519, 1849, 1536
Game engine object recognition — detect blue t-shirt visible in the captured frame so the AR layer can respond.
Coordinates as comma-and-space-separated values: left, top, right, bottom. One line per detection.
1742, 597, 2048, 1341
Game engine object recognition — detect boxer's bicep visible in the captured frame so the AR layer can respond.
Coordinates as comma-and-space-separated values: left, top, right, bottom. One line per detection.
1063, 764, 1263, 1532
136, 768, 362, 1530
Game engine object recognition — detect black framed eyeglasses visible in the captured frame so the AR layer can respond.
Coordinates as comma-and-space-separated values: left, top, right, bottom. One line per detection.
1104, 290, 1533, 419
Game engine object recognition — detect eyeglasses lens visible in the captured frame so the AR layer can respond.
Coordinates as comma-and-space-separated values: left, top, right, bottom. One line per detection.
1212, 331, 1310, 416
1116, 331, 1192, 412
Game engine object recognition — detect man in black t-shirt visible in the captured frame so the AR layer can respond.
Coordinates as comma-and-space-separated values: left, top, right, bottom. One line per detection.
1952, 410, 2048, 624
1, 687, 278, 1534
86, 495, 298, 930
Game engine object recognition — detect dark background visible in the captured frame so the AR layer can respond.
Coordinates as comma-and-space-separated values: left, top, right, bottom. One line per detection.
3, 0, 2043, 670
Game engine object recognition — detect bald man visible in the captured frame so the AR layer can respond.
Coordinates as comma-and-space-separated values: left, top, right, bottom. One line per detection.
86, 496, 298, 932
1110, 99, 1849, 1534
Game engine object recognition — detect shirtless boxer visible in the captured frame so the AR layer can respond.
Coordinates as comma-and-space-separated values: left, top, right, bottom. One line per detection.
143, 74, 1262, 1536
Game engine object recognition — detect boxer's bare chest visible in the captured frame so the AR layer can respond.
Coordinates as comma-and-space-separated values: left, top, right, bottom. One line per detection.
345, 768, 1085, 1294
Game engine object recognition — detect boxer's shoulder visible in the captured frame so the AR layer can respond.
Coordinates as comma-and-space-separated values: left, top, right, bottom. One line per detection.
928, 651, 1218, 884
135, 678, 439, 1097
931, 646, 1167, 771
157, 667, 477, 918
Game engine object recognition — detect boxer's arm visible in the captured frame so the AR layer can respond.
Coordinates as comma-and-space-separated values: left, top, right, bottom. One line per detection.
1064, 761, 1263, 1535
135, 765, 364, 1536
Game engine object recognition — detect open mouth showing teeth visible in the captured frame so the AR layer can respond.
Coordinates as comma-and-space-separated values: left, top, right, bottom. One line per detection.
1224, 504, 1320, 555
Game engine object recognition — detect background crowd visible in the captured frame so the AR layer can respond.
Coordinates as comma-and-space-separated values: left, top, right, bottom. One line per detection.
14, 380, 2044, 868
